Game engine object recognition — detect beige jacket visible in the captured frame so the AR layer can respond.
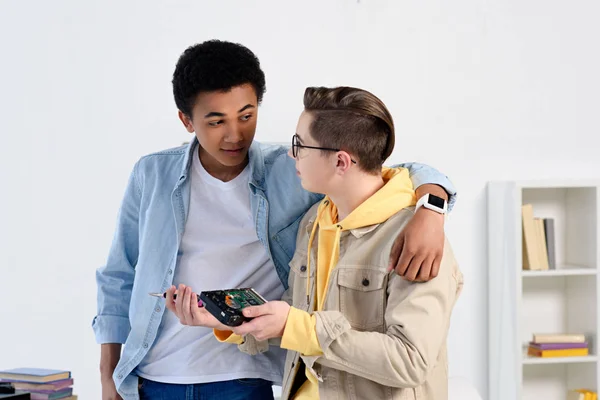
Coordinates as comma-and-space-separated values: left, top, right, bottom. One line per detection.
240, 204, 463, 400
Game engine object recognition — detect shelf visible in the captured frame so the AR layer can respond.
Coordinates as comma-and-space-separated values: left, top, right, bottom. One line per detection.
522, 265, 597, 277
488, 181, 600, 400
523, 354, 598, 365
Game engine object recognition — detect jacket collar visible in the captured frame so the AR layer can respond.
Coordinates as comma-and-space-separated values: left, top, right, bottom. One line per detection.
305, 217, 381, 238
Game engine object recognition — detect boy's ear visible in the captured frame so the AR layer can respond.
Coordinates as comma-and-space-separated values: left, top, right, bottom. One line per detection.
335, 151, 353, 174
178, 110, 195, 133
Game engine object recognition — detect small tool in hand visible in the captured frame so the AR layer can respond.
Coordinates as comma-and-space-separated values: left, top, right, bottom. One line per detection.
149, 292, 204, 307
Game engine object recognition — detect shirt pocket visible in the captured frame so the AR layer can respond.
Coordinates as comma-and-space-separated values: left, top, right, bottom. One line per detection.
288, 252, 315, 308
337, 267, 387, 331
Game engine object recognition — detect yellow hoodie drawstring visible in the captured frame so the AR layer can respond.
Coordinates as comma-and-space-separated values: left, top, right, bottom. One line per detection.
306, 201, 329, 306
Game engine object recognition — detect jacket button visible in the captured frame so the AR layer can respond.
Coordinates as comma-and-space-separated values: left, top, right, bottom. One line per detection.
300, 266, 307, 272
362, 278, 370, 286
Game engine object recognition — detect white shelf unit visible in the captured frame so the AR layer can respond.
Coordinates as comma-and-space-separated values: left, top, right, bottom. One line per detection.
488, 181, 600, 400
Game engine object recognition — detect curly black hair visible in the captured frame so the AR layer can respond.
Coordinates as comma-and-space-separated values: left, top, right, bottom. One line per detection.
172, 40, 266, 117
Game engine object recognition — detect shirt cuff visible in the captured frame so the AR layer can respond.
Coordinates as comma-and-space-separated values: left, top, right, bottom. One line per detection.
410, 171, 457, 212
281, 307, 323, 356
92, 315, 130, 344
214, 329, 245, 344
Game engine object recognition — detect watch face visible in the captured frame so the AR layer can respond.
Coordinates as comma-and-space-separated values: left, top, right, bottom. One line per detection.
428, 194, 446, 209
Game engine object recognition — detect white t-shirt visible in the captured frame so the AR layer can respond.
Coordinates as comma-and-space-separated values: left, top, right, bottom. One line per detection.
136, 151, 286, 384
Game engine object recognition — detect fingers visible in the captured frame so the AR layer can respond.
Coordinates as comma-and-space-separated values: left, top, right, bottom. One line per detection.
232, 319, 261, 337
242, 303, 272, 318
388, 233, 405, 272
429, 256, 442, 280
165, 285, 177, 313
403, 255, 426, 281
416, 256, 435, 282
182, 286, 194, 325
174, 284, 193, 325
189, 291, 201, 322
394, 242, 414, 277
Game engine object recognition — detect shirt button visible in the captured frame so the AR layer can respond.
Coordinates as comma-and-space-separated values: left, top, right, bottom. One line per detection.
155, 307, 161, 312
362, 278, 370, 287
143, 343, 149, 348
168, 269, 173, 275
300, 266, 307, 272
117, 374, 123, 379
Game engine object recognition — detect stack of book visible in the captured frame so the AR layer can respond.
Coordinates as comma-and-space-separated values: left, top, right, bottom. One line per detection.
521, 204, 556, 270
568, 389, 598, 400
527, 333, 589, 358
0, 369, 76, 400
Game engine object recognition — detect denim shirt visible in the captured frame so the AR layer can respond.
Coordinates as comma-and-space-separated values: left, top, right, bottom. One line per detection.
93, 138, 457, 398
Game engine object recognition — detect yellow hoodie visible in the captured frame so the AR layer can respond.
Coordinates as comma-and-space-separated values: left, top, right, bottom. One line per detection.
280, 167, 416, 399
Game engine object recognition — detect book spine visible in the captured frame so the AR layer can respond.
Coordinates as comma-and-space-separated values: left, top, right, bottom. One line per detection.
532, 334, 586, 343
544, 218, 556, 269
529, 341, 588, 350
522, 204, 540, 270
535, 218, 550, 270
528, 347, 589, 357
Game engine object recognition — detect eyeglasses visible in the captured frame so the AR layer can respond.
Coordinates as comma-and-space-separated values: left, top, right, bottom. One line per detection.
291, 134, 357, 164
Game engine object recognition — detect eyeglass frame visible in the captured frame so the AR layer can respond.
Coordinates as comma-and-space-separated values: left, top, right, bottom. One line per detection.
291, 134, 357, 164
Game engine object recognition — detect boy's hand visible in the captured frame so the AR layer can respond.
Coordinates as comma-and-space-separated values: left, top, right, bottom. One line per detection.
388, 207, 445, 282
232, 301, 291, 341
101, 376, 123, 400
165, 284, 229, 331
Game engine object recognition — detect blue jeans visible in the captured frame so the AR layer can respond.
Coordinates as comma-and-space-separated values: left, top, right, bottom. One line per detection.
138, 377, 274, 400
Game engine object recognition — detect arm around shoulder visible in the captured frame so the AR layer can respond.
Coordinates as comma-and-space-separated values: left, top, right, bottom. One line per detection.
391, 162, 457, 211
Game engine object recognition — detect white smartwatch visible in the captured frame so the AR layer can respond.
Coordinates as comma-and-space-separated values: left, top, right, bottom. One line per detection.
415, 193, 448, 215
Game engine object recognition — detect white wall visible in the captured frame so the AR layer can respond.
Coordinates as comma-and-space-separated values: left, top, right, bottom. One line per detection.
1, 1, 599, 399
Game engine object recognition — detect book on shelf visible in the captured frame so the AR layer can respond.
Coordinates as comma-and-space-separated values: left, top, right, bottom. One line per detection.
527, 347, 589, 358
529, 341, 588, 350
543, 218, 556, 269
534, 218, 550, 270
532, 333, 586, 343
528, 333, 589, 358
568, 389, 598, 400
521, 204, 556, 271
522, 204, 540, 270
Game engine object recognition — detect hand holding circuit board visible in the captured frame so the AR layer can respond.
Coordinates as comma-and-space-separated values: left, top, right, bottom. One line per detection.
155, 284, 267, 328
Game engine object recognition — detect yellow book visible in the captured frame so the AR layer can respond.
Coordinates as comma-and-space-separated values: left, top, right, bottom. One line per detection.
527, 347, 588, 357
522, 204, 540, 270
575, 390, 597, 400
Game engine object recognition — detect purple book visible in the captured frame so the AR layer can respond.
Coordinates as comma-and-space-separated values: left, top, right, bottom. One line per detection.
529, 341, 588, 350
11, 378, 74, 392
